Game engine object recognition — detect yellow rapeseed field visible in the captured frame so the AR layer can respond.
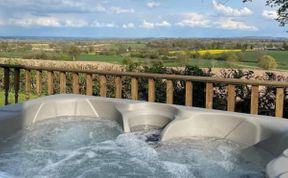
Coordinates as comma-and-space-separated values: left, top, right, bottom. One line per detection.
169, 49, 242, 55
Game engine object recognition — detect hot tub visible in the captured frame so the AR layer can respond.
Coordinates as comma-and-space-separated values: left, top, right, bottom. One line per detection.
0, 94, 287, 178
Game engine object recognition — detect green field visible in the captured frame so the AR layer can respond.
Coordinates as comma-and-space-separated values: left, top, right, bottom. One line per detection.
242, 51, 288, 70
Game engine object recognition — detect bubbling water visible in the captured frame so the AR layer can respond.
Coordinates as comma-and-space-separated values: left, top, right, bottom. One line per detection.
0, 116, 272, 178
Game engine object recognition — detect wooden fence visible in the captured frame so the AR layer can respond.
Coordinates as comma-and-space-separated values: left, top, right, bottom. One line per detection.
1, 64, 288, 118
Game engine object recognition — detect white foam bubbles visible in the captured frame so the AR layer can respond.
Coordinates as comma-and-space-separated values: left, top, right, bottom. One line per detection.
0, 116, 271, 178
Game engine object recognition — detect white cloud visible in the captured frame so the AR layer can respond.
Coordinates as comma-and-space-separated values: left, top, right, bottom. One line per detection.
140, 20, 155, 29
62, 1, 106, 12
140, 20, 172, 28
111, 7, 135, 14
215, 18, 258, 31
9, 17, 61, 27
147, 1, 160, 8
262, 10, 278, 19
177, 12, 257, 31
122, 23, 135, 29
177, 13, 210, 28
64, 19, 88, 27
93, 4, 106, 12
212, 0, 252, 16
91, 20, 117, 28
156, 21, 171, 27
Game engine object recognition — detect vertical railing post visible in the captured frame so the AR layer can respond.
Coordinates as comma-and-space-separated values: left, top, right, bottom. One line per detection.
115, 76, 122, 98
206, 82, 213, 109
86, 73, 93, 96
25, 69, 31, 101
131, 77, 138, 100
99, 75, 107, 97
14, 68, 20, 103
36, 70, 42, 97
60, 72, 66, 94
148, 78, 155, 102
185, 81, 193, 106
250, 85, 259, 115
275, 87, 284, 118
72, 72, 79, 94
4, 68, 10, 105
47, 71, 54, 95
166, 80, 173, 104
227, 84, 236, 112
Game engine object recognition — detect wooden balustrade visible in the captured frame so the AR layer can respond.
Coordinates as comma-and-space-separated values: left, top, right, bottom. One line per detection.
166, 80, 173, 104
25, 69, 31, 101
250, 85, 259, 115
4, 68, 9, 105
206, 82, 213, 109
185, 81, 193, 106
86, 74, 93, 96
60, 72, 66, 94
36, 70, 42, 96
1, 64, 287, 118
99, 75, 107, 97
115, 76, 122, 98
227, 84, 236, 112
14, 68, 20, 103
276, 87, 284, 118
47, 71, 54, 95
72, 72, 79, 94
131, 77, 138, 100
148, 79, 155, 102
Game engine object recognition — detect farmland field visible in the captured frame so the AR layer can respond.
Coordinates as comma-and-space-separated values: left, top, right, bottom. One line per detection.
169, 49, 242, 55
77, 50, 288, 70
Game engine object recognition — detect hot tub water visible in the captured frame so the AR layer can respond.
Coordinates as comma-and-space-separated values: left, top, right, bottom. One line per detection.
0, 116, 272, 178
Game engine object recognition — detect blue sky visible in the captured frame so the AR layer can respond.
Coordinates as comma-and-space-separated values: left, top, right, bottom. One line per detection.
0, 0, 286, 38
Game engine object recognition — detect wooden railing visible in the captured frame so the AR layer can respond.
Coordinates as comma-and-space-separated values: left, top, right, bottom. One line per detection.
1, 64, 288, 118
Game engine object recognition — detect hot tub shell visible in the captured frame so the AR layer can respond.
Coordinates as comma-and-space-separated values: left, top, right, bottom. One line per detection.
0, 94, 287, 178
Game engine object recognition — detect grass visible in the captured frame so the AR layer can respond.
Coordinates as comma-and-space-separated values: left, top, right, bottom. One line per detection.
0, 91, 38, 106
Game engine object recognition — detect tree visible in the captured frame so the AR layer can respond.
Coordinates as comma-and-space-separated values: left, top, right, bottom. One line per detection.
0, 42, 8, 52
258, 55, 278, 70
226, 53, 240, 67
282, 42, 288, 50
244, 0, 288, 26
68, 45, 81, 61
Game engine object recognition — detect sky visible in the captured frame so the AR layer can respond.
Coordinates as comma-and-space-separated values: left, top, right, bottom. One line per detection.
0, 0, 286, 38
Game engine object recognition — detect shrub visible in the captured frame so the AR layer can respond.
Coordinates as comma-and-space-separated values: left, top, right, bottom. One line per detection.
176, 53, 190, 66
226, 53, 239, 67
122, 57, 134, 65
258, 55, 278, 70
